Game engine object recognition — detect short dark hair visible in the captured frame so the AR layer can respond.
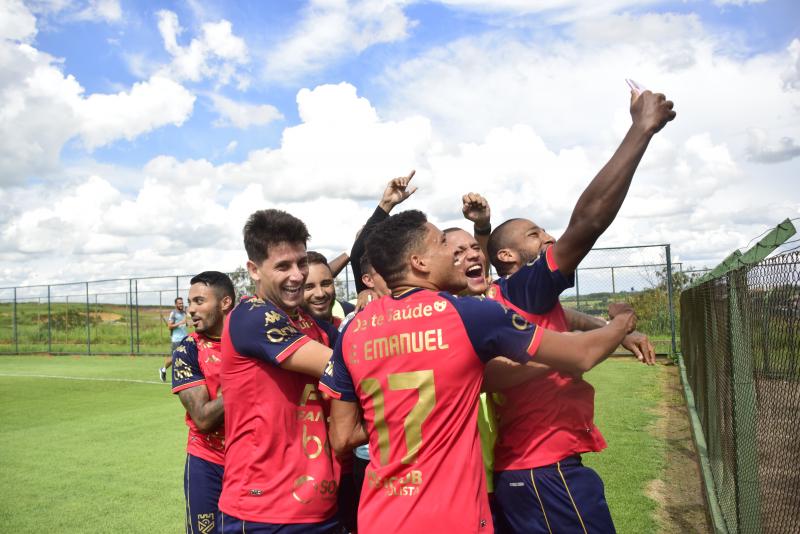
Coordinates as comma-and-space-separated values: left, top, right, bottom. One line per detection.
359, 253, 372, 274
243, 209, 310, 264
306, 251, 329, 267
366, 210, 428, 286
190, 271, 235, 302
174, 297, 183, 304
488, 218, 523, 275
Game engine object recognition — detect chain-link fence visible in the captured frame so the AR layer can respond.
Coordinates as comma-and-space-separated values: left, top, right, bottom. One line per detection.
564, 244, 685, 355
0, 266, 359, 356
680, 249, 800, 533
0, 244, 680, 356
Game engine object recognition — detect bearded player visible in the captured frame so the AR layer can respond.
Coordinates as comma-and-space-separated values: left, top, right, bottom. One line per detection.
171, 271, 235, 534
472, 88, 674, 533
320, 209, 638, 533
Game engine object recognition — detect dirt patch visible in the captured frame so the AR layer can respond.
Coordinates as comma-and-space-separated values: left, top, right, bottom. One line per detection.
648, 362, 711, 534
92, 312, 122, 322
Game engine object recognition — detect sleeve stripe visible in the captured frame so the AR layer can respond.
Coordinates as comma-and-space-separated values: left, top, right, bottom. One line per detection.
172, 379, 206, 394
274, 335, 312, 363
318, 381, 343, 400
526, 324, 544, 357
545, 246, 559, 272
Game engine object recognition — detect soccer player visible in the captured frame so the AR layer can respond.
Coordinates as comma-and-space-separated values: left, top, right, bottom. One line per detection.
160, 296, 190, 382
171, 271, 235, 534
483, 89, 673, 533
303, 251, 341, 328
218, 209, 342, 533
320, 210, 637, 534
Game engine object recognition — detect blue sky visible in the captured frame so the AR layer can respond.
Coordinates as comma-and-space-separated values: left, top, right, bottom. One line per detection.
0, 0, 798, 286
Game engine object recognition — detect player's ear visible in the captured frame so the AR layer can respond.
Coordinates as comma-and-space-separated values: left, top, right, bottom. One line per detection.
410, 252, 430, 274
497, 248, 516, 264
221, 295, 234, 313
246, 259, 261, 282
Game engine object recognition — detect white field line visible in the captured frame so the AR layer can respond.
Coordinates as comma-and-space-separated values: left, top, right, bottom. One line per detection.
0, 372, 163, 385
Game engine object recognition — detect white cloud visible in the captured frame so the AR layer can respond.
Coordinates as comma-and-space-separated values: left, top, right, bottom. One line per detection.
0, 3, 196, 183
784, 39, 800, 91
25, 0, 122, 23
73, 0, 121, 22
156, 10, 250, 88
265, 0, 414, 81
747, 129, 800, 163
713, 0, 766, 5
435, 0, 662, 21
0, 0, 38, 41
209, 94, 283, 128
77, 76, 195, 149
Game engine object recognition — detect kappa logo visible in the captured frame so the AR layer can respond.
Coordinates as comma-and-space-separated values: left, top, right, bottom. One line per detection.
264, 310, 283, 325
196, 513, 215, 534
433, 300, 447, 313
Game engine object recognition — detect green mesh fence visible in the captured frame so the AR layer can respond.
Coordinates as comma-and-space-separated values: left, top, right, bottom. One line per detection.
680, 249, 800, 533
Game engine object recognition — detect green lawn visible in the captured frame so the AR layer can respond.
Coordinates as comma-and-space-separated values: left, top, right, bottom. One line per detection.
0, 356, 669, 533
0, 356, 186, 533
584, 358, 666, 533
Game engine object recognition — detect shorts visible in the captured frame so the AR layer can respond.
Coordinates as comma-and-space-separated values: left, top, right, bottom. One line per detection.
494, 456, 615, 534
184, 454, 224, 534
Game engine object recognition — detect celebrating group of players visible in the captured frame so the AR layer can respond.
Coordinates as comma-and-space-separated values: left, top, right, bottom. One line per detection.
167, 88, 676, 533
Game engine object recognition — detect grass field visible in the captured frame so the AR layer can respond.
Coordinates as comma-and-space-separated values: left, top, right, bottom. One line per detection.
0, 355, 684, 533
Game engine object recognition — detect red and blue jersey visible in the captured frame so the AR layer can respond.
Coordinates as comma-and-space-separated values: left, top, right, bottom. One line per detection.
487, 246, 607, 470
319, 288, 544, 534
171, 332, 225, 466
218, 296, 340, 525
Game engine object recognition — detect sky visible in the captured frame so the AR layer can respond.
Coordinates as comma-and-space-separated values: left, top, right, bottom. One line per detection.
0, 0, 798, 288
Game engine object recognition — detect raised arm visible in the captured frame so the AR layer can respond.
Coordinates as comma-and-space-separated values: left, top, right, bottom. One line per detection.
178, 387, 224, 433
462, 192, 492, 276
552, 90, 676, 275
328, 252, 350, 278
351, 171, 417, 292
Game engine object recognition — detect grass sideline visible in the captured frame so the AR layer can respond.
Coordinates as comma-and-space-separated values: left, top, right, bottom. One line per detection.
0, 356, 666, 533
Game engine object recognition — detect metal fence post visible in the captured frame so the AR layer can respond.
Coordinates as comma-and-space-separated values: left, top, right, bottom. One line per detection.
135, 279, 140, 354
128, 279, 134, 354
47, 285, 52, 353
85, 282, 91, 355
666, 245, 677, 355
728, 269, 761, 532
575, 269, 581, 310
12, 287, 18, 354
611, 266, 616, 296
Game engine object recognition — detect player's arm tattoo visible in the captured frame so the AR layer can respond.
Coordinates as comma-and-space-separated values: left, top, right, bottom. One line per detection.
177, 386, 224, 433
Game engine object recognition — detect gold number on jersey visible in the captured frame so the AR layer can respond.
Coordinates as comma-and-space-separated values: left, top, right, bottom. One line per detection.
362, 370, 436, 466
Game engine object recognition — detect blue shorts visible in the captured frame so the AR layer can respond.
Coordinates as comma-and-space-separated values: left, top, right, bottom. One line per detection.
219, 513, 341, 533
494, 456, 615, 534
184, 454, 224, 534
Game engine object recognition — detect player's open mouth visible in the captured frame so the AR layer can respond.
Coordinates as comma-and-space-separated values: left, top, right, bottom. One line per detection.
466, 265, 483, 279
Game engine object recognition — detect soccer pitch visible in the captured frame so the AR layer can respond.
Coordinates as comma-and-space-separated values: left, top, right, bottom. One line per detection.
0, 355, 684, 533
